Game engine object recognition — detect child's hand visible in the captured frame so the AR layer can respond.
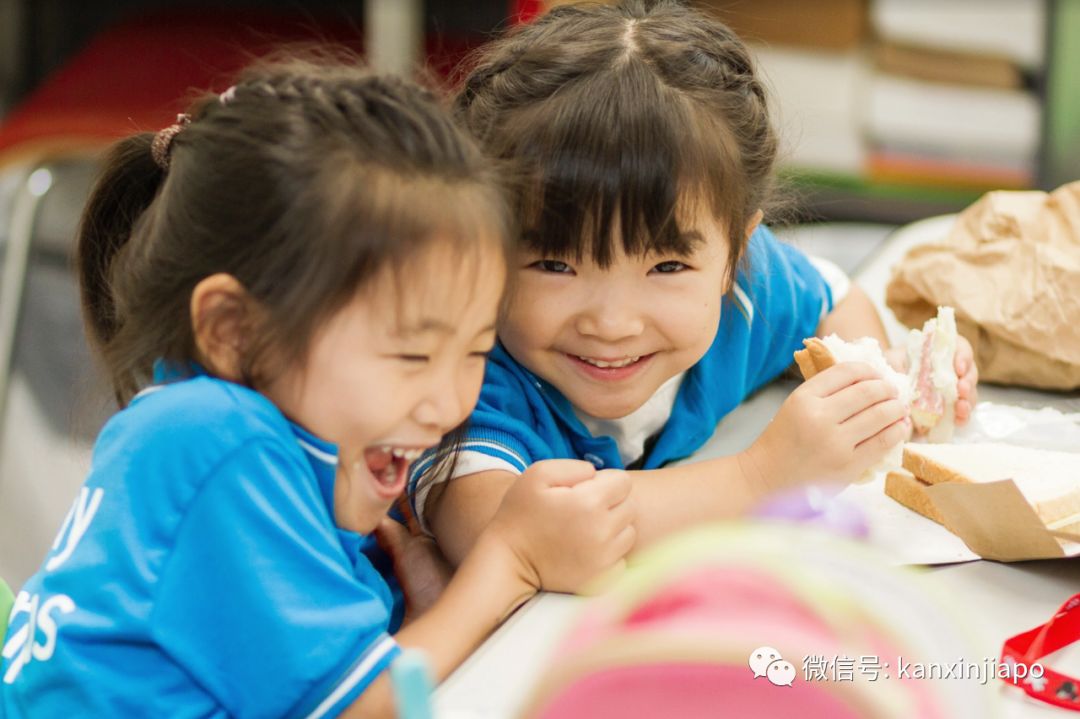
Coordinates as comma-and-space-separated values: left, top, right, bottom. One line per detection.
487, 459, 636, 594
747, 362, 910, 490
375, 517, 454, 624
953, 335, 978, 427
885, 337, 979, 430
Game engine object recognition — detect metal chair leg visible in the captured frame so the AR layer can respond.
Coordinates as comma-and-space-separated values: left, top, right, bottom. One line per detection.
0, 165, 52, 439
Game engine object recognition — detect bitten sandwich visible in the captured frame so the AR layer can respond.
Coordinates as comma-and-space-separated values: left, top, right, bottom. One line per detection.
793, 306, 961, 480
905, 306, 959, 442
793, 334, 913, 481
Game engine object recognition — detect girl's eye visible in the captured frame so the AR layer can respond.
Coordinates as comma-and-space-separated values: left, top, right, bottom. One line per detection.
398, 355, 430, 363
651, 260, 689, 274
531, 259, 573, 274
469, 350, 493, 360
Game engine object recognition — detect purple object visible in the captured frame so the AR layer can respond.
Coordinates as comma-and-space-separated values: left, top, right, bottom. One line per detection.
754, 486, 869, 539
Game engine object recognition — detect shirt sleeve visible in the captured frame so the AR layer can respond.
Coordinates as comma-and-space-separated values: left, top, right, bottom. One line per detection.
806, 255, 851, 317
742, 227, 834, 391
149, 440, 399, 719
407, 353, 545, 535
409, 450, 521, 536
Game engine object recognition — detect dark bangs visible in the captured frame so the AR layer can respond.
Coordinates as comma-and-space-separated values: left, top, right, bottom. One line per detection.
506, 57, 746, 276
239, 152, 511, 382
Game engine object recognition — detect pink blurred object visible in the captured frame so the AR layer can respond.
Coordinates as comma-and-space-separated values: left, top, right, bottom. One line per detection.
522, 525, 991, 718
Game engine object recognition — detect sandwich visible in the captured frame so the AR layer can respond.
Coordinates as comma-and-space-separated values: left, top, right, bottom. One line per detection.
793, 334, 913, 481
792, 306, 961, 480
905, 306, 959, 442
886, 442, 1080, 535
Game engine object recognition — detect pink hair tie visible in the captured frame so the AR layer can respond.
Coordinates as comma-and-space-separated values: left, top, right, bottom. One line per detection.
151, 113, 191, 171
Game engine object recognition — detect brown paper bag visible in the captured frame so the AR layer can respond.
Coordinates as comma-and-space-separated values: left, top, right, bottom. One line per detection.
886, 181, 1080, 389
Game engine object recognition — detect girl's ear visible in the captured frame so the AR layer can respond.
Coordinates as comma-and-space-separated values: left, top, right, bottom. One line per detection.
745, 208, 764, 241
190, 273, 255, 382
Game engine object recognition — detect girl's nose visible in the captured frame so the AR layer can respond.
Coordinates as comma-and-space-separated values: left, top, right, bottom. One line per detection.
412, 389, 465, 433
411, 368, 473, 432
574, 292, 646, 341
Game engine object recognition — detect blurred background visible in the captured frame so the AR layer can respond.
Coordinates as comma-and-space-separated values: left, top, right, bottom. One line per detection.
0, 0, 1077, 586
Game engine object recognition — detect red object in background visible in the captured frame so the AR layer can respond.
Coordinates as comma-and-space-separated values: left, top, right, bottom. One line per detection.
0, 9, 478, 166
1000, 593, 1080, 712
511, 0, 545, 24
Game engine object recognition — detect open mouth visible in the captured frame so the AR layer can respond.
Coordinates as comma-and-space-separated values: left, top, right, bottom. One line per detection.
361, 445, 426, 500
565, 352, 654, 380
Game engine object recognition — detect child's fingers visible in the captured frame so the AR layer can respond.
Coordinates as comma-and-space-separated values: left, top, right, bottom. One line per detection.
804, 361, 883, 398
608, 524, 637, 562
841, 397, 907, 442
603, 494, 637, 537
852, 416, 910, 467
578, 469, 633, 509
374, 516, 412, 561
530, 458, 597, 488
955, 398, 973, 425
827, 378, 900, 423
954, 354, 968, 376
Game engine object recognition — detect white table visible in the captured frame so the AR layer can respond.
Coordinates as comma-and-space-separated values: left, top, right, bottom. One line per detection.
435, 217, 1080, 718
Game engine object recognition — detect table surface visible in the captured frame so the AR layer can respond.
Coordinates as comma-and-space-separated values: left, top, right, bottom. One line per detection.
434, 217, 1080, 718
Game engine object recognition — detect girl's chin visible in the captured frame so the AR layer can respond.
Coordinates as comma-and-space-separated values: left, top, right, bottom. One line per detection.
568, 392, 651, 420
335, 502, 392, 535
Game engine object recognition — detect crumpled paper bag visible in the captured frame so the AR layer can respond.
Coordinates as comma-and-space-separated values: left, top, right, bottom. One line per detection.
886, 181, 1080, 390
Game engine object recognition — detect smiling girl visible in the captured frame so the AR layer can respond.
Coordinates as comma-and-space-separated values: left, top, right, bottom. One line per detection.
0, 60, 634, 717
408, 0, 978, 563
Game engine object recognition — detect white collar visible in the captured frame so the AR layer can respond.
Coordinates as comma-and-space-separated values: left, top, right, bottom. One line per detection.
573, 372, 686, 466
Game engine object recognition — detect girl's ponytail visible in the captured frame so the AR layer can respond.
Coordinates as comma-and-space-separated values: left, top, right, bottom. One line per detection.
76, 133, 164, 395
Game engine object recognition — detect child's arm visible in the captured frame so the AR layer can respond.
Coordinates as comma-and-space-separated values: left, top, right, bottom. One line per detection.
815, 284, 890, 346
345, 461, 636, 717
342, 530, 533, 718
428, 470, 515, 566
428, 362, 905, 555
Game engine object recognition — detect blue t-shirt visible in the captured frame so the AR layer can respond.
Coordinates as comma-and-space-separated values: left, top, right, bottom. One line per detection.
1, 370, 400, 718
408, 226, 831, 508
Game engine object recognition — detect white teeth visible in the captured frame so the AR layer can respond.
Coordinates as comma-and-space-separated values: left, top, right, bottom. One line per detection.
577, 356, 640, 369
385, 446, 424, 461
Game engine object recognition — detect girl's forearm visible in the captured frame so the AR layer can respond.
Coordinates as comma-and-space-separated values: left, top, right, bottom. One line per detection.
343, 531, 534, 718
394, 530, 534, 676
816, 285, 890, 347
627, 449, 769, 550
428, 471, 515, 566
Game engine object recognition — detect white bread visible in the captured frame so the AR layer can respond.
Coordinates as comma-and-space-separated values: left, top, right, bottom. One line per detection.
905, 307, 959, 442
884, 469, 944, 524
794, 335, 913, 481
902, 442, 1080, 530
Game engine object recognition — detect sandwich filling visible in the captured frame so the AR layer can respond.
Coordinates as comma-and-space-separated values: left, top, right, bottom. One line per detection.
906, 307, 959, 441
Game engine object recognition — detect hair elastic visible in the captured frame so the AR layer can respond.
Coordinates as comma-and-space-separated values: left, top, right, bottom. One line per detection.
151, 113, 191, 171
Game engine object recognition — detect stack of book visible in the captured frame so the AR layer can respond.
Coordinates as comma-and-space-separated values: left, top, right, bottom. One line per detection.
865, 0, 1045, 191
710, 0, 868, 177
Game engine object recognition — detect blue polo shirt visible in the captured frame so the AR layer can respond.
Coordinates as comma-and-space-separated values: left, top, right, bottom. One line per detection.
1, 369, 401, 718
407, 226, 831, 517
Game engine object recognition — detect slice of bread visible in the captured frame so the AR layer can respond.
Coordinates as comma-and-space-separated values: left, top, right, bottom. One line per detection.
902, 442, 1080, 529
793, 337, 835, 380
884, 469, 945, 525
